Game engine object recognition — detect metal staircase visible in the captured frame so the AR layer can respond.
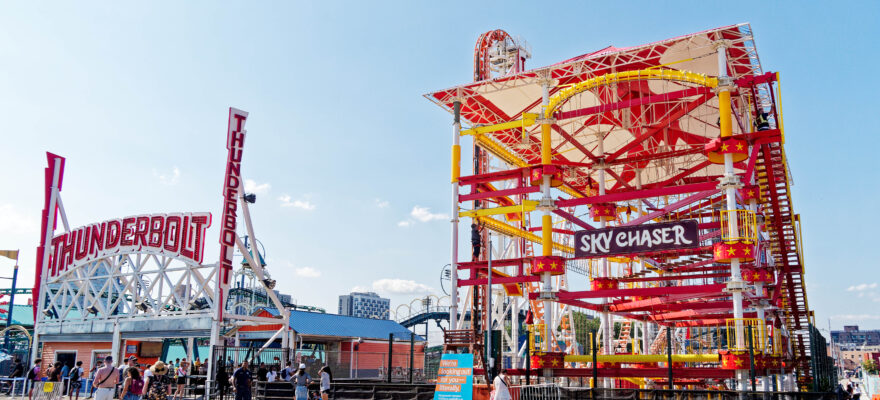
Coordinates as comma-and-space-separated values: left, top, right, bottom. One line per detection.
755, 139, 812, 388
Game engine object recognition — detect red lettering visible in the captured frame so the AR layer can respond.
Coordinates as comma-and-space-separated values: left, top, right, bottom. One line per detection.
190, 215, 209, 263
120, 218, 135, 246
226, 187, 237, 201
180, 215, 193, 259
228, 149, 243, 163
164, 216, 181, 253
224, 214, 236, 231
227, 160, 241, 179
74, 226, 89, 261
226, 174, 240, 191
133, 216, 149, 248
221, 229, 236, 247
148, 216, 164, 248
105, 220, 121, 248
60, 231, 77, 273
50, 236, 64, 276
233, 114, 246, 132
90, 223, 105, 255
228, 129, 245, 149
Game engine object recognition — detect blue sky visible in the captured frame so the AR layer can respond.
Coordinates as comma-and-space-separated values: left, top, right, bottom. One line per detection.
0, 1, 878, 340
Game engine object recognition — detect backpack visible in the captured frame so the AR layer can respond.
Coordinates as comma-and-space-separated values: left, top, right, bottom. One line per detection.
130, 378, 144, 395
26, 366, 37, 380
69, 367, 80, 381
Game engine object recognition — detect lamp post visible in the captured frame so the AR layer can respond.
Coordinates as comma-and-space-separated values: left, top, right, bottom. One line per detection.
0, 250, 20, 353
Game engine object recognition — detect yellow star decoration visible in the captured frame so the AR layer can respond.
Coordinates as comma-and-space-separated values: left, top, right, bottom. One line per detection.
536, 262, 544, 269
534, 359, 543, 367
764, 272, 772, 280
727, 247, 737, 256
721, 144, 730, 151
747, 190, 755, 197
549, 262, 558, 270
736, 143, 745, 151
722, 360, 729, 368
743, 247, 752, 255
715, 248, 723, 258
752, 272, 761, 279
551, 359, 560, 366
734, 359, 744, 367
771, 360, 780, 367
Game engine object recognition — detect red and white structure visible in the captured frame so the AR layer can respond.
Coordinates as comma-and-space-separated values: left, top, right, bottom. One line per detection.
428, 24, 814, 390
31, 108, 290, 385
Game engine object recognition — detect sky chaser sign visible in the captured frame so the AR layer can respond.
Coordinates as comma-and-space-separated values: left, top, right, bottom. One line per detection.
574, 220, 700, 258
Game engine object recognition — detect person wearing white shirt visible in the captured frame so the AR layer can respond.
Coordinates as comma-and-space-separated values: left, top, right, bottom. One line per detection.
492, 369, 511, 400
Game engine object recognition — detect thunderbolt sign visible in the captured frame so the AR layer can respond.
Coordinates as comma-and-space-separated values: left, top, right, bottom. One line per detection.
574, 220, 700, 258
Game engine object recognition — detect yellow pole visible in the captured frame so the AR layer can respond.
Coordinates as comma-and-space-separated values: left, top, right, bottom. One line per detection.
719, 90, 732, 138
451, 144, 461, 183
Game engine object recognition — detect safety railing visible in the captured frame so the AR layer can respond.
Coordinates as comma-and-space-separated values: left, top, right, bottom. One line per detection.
720, 209, 757, 243
725, 318, 765, 351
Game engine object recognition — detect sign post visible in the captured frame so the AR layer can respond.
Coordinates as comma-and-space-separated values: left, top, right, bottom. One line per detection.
434, 353, 474, 400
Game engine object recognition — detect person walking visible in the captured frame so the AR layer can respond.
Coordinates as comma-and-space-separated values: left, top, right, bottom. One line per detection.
232, 361, 252, 400
27, 358, 42, 400
214, 359, 230, 400
256, 363, 267, 382
68, 361, 83, 400
319, 366, 332, 400
93, 356, 119, 400
118, 367, 144, 400
49, 361, 64, 382
6, 358, 23, 395
491, 369, 511, 400
86, 360, 103, 399
144, 361, 172, 400
172, 359, 188, 400
853, 383, 862, 400
289, 363, 311, 400
266, 366, 277, 383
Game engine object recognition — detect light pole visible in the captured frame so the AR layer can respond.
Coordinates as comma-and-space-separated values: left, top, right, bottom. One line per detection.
0, 250, 20, 353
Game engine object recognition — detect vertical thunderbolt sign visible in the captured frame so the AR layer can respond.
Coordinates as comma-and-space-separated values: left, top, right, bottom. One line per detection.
218, 107, 248, 320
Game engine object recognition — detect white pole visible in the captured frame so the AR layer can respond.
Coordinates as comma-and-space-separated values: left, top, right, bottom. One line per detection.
450, 100, 461, 331
487, 235, 493, 372
540, 81, 553, 354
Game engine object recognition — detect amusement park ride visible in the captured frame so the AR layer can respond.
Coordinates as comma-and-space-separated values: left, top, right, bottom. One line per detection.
427, 24, 817, 391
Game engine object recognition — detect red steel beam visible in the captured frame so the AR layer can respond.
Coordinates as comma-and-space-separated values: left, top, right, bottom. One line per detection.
459, 275, 541, 286
457, 258, 526, 270
556, 87, 712, 121
552, 283, 725, 301
624, 190, 717, 226
619, 273, 729, 283
606, 92, 714, 163
557, 181, 717, 207
460, 185, 540, 202
552, 208, 595, 231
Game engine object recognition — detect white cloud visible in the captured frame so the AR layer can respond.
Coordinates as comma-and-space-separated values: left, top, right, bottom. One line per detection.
847, 283, 878, 292
153, 166, 180, 185
244, 179, 271, 195
397, 220, 412, 227
372, 278, 434, 295
0, 204, 39, 234
295, 267, 321, 278
410, 206, 448, 222
375, 199, 390, 208
278, 195, 316, 210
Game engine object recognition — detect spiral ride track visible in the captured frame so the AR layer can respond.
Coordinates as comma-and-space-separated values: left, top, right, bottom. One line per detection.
427, 24, 814, 390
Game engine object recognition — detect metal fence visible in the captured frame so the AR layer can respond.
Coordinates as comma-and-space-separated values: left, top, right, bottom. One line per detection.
27, 382, 64, 400
509, 386, 839, 400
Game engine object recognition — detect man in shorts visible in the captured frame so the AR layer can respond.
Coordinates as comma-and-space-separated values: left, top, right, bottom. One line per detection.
92, 356, 118, 400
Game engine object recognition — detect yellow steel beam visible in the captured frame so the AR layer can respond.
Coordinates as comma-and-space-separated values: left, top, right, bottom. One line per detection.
460, 113, 538, 136
460, 200, 539, 218
475, 215, 574, 254
545, 69, 718, 118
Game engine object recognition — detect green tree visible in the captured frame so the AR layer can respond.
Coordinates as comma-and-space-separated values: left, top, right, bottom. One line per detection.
862, 359, 879, 374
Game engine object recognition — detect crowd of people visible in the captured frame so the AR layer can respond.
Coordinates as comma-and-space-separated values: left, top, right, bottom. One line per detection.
7, 355, 334, 400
